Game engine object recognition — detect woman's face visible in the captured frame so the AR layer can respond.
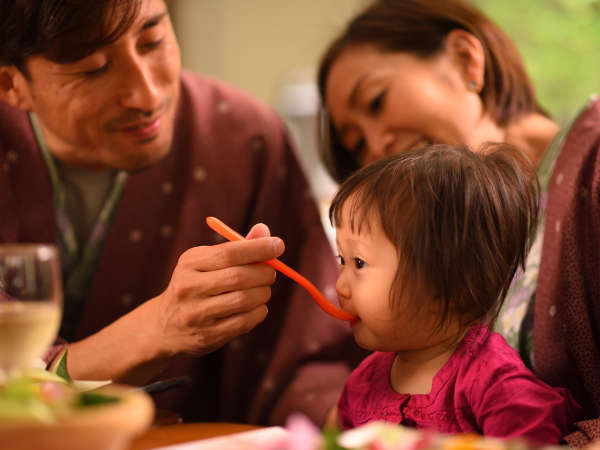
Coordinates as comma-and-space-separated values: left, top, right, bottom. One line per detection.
325, 43, 502, 166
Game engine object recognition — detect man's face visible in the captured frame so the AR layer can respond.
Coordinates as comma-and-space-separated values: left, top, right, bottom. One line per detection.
20, 0, 181, 171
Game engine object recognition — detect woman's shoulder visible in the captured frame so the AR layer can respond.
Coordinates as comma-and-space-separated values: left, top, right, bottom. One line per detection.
536, 95, 599, 183
563, 95, 600, 142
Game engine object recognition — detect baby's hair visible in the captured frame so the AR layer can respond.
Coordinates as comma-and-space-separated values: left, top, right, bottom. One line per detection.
329, 144, 539, 331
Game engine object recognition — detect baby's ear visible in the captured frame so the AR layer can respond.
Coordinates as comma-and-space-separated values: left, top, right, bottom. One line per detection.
444, 29, 485, 94
0, 66, 34, 111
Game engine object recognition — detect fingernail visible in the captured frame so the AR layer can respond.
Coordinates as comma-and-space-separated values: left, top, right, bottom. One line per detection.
272, 238, 284, 255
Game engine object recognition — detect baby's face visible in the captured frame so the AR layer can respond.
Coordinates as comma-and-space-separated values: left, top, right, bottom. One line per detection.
334, 211, 401, 352
335, 210, 454, 353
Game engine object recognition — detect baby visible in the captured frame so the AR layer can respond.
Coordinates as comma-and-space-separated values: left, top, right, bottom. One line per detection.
329, 144, 581, 444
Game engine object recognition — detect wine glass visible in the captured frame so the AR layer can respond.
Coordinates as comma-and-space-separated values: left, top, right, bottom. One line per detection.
0, 244, 63, 379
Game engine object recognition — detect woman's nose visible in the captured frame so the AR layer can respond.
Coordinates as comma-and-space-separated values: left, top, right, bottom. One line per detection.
363, 130, 395, 164
119, 56, 162, 112
381, 131, 396, 155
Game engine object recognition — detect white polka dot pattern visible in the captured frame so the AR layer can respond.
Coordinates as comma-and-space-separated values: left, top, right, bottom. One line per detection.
121, 293, 133, 307
129, 229, 143, 243
193, 166, 207, 182
160, 225, 173, 238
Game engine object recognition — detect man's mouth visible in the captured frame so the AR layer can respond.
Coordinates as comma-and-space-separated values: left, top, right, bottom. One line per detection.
119, 117, 162, 139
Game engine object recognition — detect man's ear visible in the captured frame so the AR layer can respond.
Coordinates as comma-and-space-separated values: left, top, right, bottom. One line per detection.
0, 66, 34, 111
444, 29, 485, 93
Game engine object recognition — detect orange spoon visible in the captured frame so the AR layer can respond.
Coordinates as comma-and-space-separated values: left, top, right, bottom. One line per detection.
206, 216, 357, 322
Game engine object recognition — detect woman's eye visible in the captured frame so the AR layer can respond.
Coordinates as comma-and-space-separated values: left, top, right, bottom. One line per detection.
142, 38, 164, 51
369, 91, 386, 114
351, 138, 365, 154
354, 258, 365, 269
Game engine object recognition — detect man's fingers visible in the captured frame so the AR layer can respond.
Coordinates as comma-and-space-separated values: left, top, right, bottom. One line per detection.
205, 304, 269, 343
217, 304, 269, 335
183, 304, 269, 356
188, 286, 272, 321
180, 237, 285, 272
246, 223, 270, 240
191, 264, 276, 296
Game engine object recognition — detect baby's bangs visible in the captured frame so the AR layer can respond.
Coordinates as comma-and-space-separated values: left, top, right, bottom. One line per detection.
330, 186, 379, 235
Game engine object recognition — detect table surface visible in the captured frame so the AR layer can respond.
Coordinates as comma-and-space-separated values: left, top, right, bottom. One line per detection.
127, 422, 262, 450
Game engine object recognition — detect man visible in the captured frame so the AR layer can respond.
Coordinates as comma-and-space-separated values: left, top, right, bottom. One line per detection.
0, 0, 364, 425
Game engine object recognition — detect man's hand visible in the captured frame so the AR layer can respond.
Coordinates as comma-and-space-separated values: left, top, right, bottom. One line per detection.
64, 223, 284, 384
152, 223, 283, 357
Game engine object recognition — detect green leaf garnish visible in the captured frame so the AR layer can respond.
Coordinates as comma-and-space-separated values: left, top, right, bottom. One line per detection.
51, 350, 72, 383
77, 392, 119, 408
322, 427, 348, 450
0, 377, 54, 422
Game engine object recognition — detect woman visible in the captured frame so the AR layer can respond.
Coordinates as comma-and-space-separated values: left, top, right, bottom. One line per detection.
317, 0, 600, 446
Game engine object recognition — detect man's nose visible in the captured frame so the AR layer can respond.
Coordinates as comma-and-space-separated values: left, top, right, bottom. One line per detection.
119, 56, 161, 112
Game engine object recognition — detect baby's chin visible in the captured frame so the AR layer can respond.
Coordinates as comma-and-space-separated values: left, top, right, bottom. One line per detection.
351, 328, 387, 352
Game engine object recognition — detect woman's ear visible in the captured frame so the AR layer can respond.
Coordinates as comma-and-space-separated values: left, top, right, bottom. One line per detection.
0, 66, 34, 111
444, 29, 485, 93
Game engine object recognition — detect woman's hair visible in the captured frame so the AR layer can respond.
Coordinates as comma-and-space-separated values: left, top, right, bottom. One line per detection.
318, 0, 547, 183
329, 143, 539, 331
0, 0, 141, 75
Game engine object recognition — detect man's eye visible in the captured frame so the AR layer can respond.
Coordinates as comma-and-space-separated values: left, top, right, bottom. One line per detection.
354, 258, 365, 269
83, 62, 110, 77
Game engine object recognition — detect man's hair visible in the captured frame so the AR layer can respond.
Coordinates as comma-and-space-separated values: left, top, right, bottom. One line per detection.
329, 144, 539, 331
318, 0, 547, 183
0, 0, 141, 73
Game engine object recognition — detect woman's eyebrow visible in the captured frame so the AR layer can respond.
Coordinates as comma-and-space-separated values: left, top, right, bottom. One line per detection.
139, 11, 168, 33
348, 73, 368, 107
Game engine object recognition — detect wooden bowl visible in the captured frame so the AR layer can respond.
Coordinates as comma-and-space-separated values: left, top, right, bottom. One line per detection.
0, 384, 154, 450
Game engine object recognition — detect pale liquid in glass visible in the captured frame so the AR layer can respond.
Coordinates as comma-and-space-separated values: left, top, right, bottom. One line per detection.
0, 301, 61, 372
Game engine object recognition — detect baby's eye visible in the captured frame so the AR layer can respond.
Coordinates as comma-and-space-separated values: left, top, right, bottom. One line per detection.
354, 258, 365, 269
336, 255, 345, 266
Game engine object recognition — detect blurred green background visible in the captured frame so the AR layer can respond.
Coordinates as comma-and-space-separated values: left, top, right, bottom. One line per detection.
476, 0, 600, 123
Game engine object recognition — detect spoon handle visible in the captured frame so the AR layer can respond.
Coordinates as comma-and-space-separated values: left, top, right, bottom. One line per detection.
205, 216, 356, 322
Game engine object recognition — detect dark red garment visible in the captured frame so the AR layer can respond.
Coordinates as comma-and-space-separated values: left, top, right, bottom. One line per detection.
0, 71, 367, 425
338, 326, 582, 445
534, 98, 600, 447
